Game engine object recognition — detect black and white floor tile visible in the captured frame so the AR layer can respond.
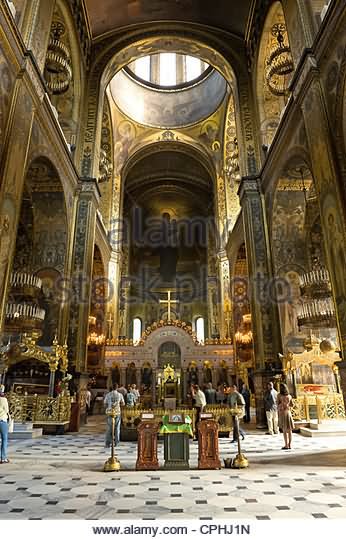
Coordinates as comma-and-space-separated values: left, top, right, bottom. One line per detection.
1, 416, 346, 520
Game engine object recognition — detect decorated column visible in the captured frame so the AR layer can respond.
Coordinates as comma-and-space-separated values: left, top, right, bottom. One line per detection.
68, 179, 100, 373
239, 176, 282, 427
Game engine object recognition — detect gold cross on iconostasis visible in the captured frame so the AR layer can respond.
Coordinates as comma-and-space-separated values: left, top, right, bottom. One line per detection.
159, 290, 178, 320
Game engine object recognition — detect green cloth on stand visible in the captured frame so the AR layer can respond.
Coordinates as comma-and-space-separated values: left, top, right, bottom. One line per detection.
160, 415, 193, 437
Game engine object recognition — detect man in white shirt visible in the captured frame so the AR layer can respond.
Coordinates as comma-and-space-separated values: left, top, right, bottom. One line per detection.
192, 385, 206, 440
104, 384, 125, 448
228, 384, 246, 442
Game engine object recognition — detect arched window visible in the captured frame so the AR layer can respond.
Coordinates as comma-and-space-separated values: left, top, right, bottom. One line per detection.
133, 318, 142, 344
196, 317, 205, 344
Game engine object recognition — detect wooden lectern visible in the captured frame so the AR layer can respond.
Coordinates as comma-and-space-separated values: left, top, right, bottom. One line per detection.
197, 414, 221, 469
136, 414, 160, 470
160, 413, 193, 470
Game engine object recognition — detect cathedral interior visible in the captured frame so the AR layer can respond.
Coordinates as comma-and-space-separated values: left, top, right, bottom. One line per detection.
1, 0, 346, 523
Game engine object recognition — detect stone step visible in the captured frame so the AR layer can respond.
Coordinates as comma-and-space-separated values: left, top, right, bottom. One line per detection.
9, 428, 43, 439
13, 422, 34, 432
300, 426, 346, 437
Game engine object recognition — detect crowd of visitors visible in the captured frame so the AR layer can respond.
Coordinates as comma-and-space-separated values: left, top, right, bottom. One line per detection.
189, 380, 294, 449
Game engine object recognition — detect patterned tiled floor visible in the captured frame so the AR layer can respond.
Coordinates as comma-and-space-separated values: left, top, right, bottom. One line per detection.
1, 416, 346, 520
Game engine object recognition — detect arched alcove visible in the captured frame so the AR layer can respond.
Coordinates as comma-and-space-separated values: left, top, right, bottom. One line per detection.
271, 159, 339, 352
4, 156, 68, 347
119, 143, 215, 338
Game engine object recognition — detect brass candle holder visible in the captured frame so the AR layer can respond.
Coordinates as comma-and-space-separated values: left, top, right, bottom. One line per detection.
230, 407, 249, 469
103, 406, 121, 472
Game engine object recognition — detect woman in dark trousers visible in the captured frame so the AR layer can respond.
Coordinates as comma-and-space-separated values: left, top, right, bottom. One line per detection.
241, 383, 251, 423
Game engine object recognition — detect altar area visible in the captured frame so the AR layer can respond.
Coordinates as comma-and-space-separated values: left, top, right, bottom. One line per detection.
105, 320, 234, 407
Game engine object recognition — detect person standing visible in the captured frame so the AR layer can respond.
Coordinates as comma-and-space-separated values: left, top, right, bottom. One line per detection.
0, 385, 9, 464
241, 383, 251, 423
126, 389, 136, 407
277, 383, 295, 450
104, 384, 125, 448
228, 384, 245, 442
131, 384, 140, 403
191, 385, 206, 440
85, 388, 92, 415
264, 382, 279, 435
216, 384, 225, 404
204, 382, 217, 405
118, 383, 127, 400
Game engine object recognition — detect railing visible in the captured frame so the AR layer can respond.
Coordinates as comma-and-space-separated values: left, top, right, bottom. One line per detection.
121, 405, 233, 434
291, 393, 346, 423
8, 392, 71, 424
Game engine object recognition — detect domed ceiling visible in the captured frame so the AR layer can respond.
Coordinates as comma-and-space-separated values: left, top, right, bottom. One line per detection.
84, 0, 253, 39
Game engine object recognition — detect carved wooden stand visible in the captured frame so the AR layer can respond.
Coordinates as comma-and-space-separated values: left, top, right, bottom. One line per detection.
198, 419, 221, 469
163, 432, 190, 470
136, 421, 160, 470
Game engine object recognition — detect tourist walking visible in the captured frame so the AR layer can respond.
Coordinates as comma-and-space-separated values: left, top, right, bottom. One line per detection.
228, 384, 245, 442
278, 383, 295, 450
264, 381, 279, 435
0, 385, 9, 464
241, 383, 251, 423
104, 384, 125, 448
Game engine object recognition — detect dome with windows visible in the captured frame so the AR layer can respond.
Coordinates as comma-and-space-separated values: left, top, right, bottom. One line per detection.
110, 53, 228, 128
126, 53, 211, 89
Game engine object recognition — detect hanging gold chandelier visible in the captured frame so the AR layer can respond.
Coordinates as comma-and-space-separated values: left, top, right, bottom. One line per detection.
87, 332, 106, 346
297, 265, 336, 329
45, 21, 72, 95
266, 23, 294, 96
235, 314, 253, 346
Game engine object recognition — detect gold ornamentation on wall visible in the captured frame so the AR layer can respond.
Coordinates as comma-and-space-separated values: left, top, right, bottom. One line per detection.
121, 405, 233, 434
8, 392, 71, 423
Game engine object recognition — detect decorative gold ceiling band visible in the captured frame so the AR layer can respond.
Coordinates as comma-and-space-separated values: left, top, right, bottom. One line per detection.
100, 35, 236, 92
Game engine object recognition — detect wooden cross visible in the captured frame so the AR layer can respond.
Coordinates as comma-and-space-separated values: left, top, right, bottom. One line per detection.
159, 290, 178, 320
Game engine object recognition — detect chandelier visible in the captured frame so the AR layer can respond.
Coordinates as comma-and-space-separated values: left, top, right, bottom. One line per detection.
45, 22, 72, 95
297, 265, 336, 328
88, 315, 96, 326
5, 272, 45, 332
266, 23, 294, 96
87, 332, 106, 346
235, 314, 253, 346
87, 314, 105, 346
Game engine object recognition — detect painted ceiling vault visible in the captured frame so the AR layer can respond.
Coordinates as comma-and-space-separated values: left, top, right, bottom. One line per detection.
84, 0, 253, 39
